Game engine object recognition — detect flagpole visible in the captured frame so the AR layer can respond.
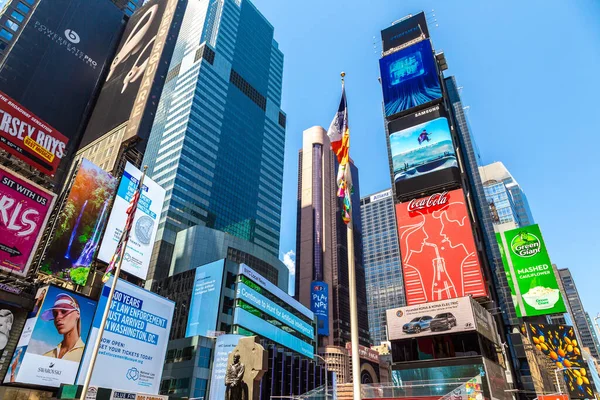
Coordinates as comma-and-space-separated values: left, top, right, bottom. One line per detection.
341, 71, 362, 400
79, 166, 148, 400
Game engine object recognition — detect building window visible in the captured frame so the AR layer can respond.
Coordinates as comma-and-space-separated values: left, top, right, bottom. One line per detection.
23, 0, 35, 4
16, 3, 30, 13
5, 20, 18, 31
10, 11, 24, 22
0, 29, 13, 41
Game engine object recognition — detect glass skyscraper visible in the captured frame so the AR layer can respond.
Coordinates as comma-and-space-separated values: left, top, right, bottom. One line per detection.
142, 0, 286, 281
360, 189, 404, 345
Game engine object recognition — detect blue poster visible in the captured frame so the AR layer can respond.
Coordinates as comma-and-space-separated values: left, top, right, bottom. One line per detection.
208, 334, 243, 400
186, 259, 226, 337
311, 281, 329, 336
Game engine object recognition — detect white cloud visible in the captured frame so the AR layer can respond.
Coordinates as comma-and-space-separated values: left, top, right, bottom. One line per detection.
282, 250, 295, 276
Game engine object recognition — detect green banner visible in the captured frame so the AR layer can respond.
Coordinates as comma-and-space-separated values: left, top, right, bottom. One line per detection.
497, 224, 566, 317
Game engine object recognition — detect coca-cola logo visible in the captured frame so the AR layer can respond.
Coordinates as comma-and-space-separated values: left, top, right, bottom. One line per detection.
407, 192, 449, 212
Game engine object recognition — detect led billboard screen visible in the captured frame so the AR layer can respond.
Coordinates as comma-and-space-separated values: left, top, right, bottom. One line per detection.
185, 259, 225, 338
528, 324, 594, 399
40, 159, 117, 285
97, 162, 165, 280
381, 12, 429, 52
397, 189, 487, 305
208, 335, 243, 400
311, 281, 329, 336
380, 39, 441, 119
388, 104, 458, 199
0, 92, 68, 176
77, 278, 174, 394
496, 225, 566, 317
0, 165, 55, 276
4, 285, 97, 387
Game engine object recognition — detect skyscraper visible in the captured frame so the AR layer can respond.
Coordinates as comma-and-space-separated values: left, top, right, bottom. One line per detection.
480, 161, 535, 231
360, 189, 404, 345
142, 0, 287, 282
559, 268, 600, 359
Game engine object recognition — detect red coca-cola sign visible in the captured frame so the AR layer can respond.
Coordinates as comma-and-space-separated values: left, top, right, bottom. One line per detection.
407, 191, 449, 212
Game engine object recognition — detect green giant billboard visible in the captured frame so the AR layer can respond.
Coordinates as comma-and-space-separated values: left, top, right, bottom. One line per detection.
496, 224, 566, 317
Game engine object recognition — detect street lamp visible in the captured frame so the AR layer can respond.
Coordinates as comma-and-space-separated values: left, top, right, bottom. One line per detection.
314, 354, 329, 399
554, 367, 581, 394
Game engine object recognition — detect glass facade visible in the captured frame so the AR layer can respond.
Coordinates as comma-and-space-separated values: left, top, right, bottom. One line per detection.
143, 0, 286, 281
360, 189, 404, 345
483, 182, 520, 225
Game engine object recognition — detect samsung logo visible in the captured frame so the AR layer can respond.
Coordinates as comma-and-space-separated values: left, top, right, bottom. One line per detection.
414, 105, 440, 118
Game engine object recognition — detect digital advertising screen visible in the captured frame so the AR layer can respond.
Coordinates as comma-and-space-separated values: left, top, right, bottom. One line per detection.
97, 162, 166, 280
397, 189, 488, 306
381, 12, 429, 52
77, 278, 174, 394
380, 39, 442, 119
40, 159, 117, 285
311, 281, 329, 336
528, 324, 595, 399
208, 335, 243, 400
185, 259, 226, 338
388, 104, 458, 199
496, 224, 566, 317
4, 285, 97, 387
0, 165, 56, 277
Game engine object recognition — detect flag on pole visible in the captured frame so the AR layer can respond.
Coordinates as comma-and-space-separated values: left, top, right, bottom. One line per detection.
102, 177, 143, 282
327, 78, 352, 224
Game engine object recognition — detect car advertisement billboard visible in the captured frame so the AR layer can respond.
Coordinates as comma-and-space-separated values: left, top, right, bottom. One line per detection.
497, 225, 566, 317
81, 0, 180, 148
528, 324, 594, 399
0, 165, 56, 276
3, 285, 97, 387
387, 104, 459, 199
386, 297, 476, 340
208, 334, 243, 400
397, 189, 488, 305
76, 278, 174, 394
97, 162, 165, 280
0, 92, 69, 176
311, 281, 329, 336
379, 39, 441, 119
185, 259, 225, 338
40, 159, 117, 285
381, 12, 429, 53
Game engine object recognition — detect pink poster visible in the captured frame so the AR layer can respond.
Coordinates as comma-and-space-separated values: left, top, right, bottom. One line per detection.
0, 166, 56, 276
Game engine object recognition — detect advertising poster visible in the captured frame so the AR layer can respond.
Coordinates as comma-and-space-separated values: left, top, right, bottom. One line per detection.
40, 159, 116, 285
397, 190, 487, 305
0, 165, 56, 276
208, 335, 243, 400
379, 39, 442, 118
497, 225, 566, 317
77, 278, 174, 394
0, 92, 69, 176
528, 324, 594, 399
185, 259, 225, 337
471, 299, 499, 344
483, 358, 511, 400
386, 297, 476, 340
0, 303, 24, 375
311, 281, 329, 336
3, 285, 97, 387
81, 0, 179, 148
97, 162, 165, 280
381, 12, 429, 52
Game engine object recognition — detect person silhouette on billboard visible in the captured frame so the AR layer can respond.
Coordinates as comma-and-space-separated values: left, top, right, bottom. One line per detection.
41, 293, 85, 362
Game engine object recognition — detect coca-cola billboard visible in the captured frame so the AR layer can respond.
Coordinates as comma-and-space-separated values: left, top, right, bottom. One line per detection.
396, 189, 488, 305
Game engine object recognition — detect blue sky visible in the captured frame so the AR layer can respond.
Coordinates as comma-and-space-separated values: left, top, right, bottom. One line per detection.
251, 0, 600, 319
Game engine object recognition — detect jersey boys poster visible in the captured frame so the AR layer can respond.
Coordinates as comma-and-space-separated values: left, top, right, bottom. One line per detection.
396, 189, 487, 305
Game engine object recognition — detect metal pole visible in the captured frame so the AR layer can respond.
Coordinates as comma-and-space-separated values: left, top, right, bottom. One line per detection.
554, 369, 562, 394
314, 354, 328, 399
347, 221, 361, 399
79, 167, 147, 399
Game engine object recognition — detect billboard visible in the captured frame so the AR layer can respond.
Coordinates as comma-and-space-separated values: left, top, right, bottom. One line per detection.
0, 165, 56, 276
388, 104, 459, 199
97, 162, 165, 280
40, 159, 117, 285
379, 39, 441, 119
528, 324, 594, 399
497, 225, 566, 317
472, 300, 499, 344
381, 12, 429, 52
77, 278, 174, 394
0, 0, 123, 155
397, 190, 487, 305
81, 0, 180, 148
311, 281, 329, 336
0, 92, 68, 176
185, 259, 225, 338
3, 285, 97, 387
208, 335, 243, 400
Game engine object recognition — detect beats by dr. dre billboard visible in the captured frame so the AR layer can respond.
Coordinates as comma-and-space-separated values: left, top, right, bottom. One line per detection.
396, 189, 488, 306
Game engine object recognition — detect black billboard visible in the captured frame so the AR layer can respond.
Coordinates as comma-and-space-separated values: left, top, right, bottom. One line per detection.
0, 0, 124, 145
387, 104, 460, 201
80, 0, 181, 149
381, 12, 429, 52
